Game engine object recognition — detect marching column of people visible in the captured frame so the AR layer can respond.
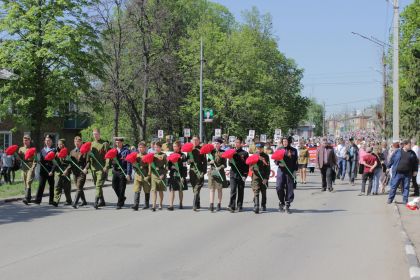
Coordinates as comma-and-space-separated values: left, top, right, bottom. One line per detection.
10, 128, 419, 213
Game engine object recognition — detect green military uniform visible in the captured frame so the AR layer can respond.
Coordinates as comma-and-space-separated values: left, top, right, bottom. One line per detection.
208, 149, 227, 190
18, 146, 37, 204
132, 152, 152, 210
188, 146, 207, 210
53, 153, 72, 205
89, 139, 109, 207
250, 152, 270, 213
70, 147, 89, 208
150, 152, 167, 192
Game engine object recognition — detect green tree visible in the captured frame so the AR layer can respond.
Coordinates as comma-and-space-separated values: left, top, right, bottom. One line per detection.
304, 98, 324, 136
0, 0, 102, 146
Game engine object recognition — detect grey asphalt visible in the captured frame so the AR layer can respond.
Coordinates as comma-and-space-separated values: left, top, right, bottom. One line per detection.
0, 172, 409, 280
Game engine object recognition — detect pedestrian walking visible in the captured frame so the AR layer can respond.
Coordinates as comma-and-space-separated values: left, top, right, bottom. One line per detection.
358, 146, 378, 196
387, 140, 419, 204
69, 136, 89, 208
167, 141, 187, 211
346, 137, 359, 186
316, 138, 337, 192
335, 139, 347, 180
227, 137, 248, 213
18, 135, 37, 205
297, 140, 309, 184
33, 135, 56, 205
208, 138, 227, 212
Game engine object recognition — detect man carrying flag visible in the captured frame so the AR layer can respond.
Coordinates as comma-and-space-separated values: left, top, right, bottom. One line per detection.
52, 139, 72, 207
228, 137, 248, 213
131, 141, 152, 210
249, 142, 270, 214
18, 135, 37, 205
89, 128, 109, 209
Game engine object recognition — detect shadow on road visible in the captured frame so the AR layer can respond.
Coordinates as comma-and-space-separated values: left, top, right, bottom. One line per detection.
291, 209, 347, 214
0, 203, 70, 225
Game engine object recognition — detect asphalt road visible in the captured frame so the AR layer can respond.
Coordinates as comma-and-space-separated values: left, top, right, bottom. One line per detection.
0, 172, 409, 280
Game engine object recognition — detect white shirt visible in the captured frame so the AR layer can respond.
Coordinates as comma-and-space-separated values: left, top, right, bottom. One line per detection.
335, 144, 347, 158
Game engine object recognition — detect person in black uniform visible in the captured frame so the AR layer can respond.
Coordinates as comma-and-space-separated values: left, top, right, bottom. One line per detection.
108, 137, 132, 210
275, 137, 298, 214
33, 135, 56, 205
167, 141, 188, 211
228, 137, 249, 213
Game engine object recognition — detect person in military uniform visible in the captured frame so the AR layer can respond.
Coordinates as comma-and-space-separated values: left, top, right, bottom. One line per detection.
70, 136, 89, 209
251, 142, 270, 214
89, 128, 109, 209
132, 141, 151, 211
150, 142, 167, 211
19, 135, 37, 205
275, 137, 298, 214
52, 139, 72, 207
109, 137, 132, 210
228, 136, 249, 213
188, 136, 207, 211
162, 135, 173, 152
167, 141, 188, 211
208, 138, 227, 212
33, 134, 56, 205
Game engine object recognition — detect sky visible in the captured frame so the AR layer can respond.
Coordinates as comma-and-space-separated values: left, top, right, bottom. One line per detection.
212, 0, 413, 116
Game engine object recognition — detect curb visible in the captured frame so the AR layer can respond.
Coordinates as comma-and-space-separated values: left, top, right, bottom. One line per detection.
0, 181, 112, 205
393, 203, 420, 280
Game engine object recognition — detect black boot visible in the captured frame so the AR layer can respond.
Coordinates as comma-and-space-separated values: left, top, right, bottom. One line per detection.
142, 193, 150, 209
72, 192, 81, 209
79, 191, 87, 206
217, 203, 221, 211
98, 195, 106, 207
132, 192, 140, 211
193, 195, 198, 211
210, 203, 214, 212
253, 195, 260, 214
23, 188, 31, 205
94, 196, 100, 209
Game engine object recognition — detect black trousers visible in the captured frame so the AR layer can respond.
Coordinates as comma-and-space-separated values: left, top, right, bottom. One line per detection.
321, 165, 333, 190
112, 171, 127, 207
229, 176, 245, 209
276, 169, 295, 207
361, 172, 373, 194
36, 172, 55, 203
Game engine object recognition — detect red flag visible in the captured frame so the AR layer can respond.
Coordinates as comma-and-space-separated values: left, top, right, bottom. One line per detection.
142, 153, 155, 164
200, 144, 214, 155
181, 142, 194, 153
272, 149, 286, 161
44, 151, 56, 161
167, 153, 181, 163
5, 145, 18, 156
80, 142, 92, 154
104, 148, 118, 159
24, 148, 36, 160
57, 148, 68, 159
245, 154, 259, 165
125, 152, 138, 164
221, 149, 236, 159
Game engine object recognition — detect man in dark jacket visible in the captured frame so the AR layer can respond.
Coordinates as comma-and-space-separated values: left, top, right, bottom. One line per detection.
387, 139, 418, 204
275, 137, 298, 213
346, 137, 359, 186
317, 138, 337, 192
228, 137, 249, 213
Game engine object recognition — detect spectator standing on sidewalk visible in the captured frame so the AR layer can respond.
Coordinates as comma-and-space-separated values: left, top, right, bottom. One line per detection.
335, 139, 347, 181
411, 139, 419, 196
316, 138, 337, 192
387, 140, 419, 204
371, 146, 382, 195
1, 151, 14, 184
346, 138, 359, 186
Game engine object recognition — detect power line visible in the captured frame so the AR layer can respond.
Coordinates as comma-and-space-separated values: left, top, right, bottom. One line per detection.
303, 80, 381, 86
325, 97, 379, 107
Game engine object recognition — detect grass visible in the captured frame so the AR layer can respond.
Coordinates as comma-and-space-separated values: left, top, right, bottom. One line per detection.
0, 171, 39, 199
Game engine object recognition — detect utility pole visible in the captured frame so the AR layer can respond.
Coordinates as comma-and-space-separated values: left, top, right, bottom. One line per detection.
392, 0, 399, 141
199, 37, 204, 142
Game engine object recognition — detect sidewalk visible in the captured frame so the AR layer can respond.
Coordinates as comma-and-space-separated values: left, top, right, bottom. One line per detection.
0, 174, 111, 204
398, 202, 420, 256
